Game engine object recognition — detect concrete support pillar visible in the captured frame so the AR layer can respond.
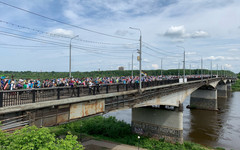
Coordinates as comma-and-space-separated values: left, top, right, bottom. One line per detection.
132, 106, 183, 143
190, 89, 217, 110
217, 84, 227, 98
227, 83, 232, 91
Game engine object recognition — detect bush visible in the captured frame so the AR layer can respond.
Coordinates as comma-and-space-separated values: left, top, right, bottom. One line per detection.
0, 126, 84, 150
59, 116, 131, 139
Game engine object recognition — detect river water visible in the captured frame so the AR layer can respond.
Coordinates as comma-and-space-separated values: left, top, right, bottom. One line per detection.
104, 92, 240, 150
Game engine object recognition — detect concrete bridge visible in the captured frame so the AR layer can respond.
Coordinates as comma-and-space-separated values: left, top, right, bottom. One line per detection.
0, 77, 236, 143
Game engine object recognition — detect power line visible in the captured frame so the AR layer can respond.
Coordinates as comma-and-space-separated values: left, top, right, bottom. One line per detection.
0, 1, 137, 41
0, 31, 137, 55
143, 45, 181, 58
0, 20, 139, 46
0, 30, 67, 47
143, 42, 182, 54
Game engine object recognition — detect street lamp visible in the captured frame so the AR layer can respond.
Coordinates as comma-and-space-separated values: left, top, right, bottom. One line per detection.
177, 46, 185, 83
138, 136, 140, 150
129, 27, 142, 92
69, 35, 79, 78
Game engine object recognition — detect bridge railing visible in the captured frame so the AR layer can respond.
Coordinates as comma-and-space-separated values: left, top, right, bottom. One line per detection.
0, 77, 215, 108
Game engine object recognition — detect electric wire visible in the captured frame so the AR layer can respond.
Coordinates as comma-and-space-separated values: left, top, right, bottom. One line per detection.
0, 1, 137, 41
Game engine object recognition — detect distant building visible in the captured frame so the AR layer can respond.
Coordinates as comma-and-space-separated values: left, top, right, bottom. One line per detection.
118, 66, 124, 71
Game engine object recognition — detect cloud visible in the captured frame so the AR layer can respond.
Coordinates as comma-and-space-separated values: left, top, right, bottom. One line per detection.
224, 64, 232, 68
50, 28, 74, 37
191, 30, 209, 38
163, 25, 209, 41
164, 25, 185, 38
186, 52, 197, 55
152, 64, 159, 69
206, 56, 240, 61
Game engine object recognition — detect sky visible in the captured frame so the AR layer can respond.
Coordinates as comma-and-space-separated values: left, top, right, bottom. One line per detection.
0, 0, 240, 73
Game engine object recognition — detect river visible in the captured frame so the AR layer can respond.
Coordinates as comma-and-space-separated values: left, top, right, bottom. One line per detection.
104, 92, 240, 150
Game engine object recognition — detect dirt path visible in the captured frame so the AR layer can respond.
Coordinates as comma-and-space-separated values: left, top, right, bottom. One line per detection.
82, 139, 147, 150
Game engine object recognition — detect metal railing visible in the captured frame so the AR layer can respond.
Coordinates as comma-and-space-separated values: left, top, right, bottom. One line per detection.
0, 77, 219, 108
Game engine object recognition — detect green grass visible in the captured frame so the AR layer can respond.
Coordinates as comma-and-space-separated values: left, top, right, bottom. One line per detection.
232, 79, 240, 91
49, 116, 216, 150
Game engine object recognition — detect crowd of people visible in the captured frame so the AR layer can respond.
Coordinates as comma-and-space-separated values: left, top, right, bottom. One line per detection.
0, 74, 208, 91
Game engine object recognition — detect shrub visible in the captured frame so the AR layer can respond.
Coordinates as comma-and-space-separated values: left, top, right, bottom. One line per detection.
0, 126, 84, 150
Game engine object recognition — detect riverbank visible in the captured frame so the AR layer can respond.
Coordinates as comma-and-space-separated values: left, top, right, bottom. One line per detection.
232, 79, 240, 91
49, 116, 221, 150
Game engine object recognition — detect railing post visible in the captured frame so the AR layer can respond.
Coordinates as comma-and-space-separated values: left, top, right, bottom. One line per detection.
32, 89, 36, 103
126, 84, 128, 91
77, 87, 80, 97
117, 85, 119, 92
97, 84, 100, 94
57, 88, 60, 100
93, 86, 96, 95
0, 92, 3, 107
106, 85, 109, 93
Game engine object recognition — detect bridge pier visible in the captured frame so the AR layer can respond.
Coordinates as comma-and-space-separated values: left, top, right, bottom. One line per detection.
190, 89, 217, 110
132, 106, 183, 143
227, 83, 232, 91
217, 84, 227, 98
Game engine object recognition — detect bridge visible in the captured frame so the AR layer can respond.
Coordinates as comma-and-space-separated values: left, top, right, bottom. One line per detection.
0, 77, 236, 143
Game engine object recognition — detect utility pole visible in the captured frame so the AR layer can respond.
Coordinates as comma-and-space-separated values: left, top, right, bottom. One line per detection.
130, 27, 142, 92
201, 58, 203, 81
69, 35, 79, 78
131, 53, 133, 78
217, 64, 218, 77
178, 62, 180, 78
176, 46, 185, 82
183, 51, 185, 82
211, 60, 212, 78
161, 58, 163, 77
189, 64, 191, 76
221, 65, 223, 77
223, 67, 225, 77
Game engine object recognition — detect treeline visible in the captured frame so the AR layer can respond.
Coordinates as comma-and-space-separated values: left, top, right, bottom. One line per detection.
0, 69, 236, 80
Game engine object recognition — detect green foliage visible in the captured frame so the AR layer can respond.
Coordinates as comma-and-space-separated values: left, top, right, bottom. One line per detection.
0, 69, 235, 80
56, 116, 131, 139
50, 116, 211, 150
232, 79, 240, 91
0, 126, 84, 150
215, 147, 225, 150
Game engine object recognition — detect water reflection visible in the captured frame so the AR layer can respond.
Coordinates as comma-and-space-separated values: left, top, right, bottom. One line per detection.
104, 92, 240, 150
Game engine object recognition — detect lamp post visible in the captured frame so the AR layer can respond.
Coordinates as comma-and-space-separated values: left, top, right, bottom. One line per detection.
177, 46, 185, 83
201, 58, 203, 81
161, 58, 163, 77
69, 35, 79, 78
129, 27, 142, 92
178, 62, 180, 78
138, 136, 140, 150
132, 53, 134, 78
210, 60, 212, 78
